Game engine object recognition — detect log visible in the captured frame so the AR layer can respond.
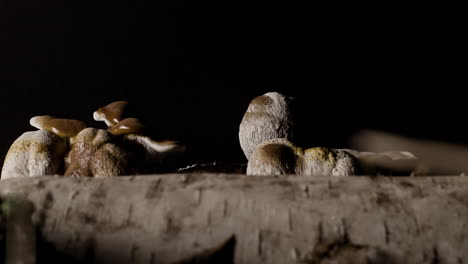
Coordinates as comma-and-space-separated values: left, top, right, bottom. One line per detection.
1, 195, 36, 264
1, 174, 468, 263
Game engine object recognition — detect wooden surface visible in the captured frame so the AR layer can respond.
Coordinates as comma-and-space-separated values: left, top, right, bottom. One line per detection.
1, 174, 468, 263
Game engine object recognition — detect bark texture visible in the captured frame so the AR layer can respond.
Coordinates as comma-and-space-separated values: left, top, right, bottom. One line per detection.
1, 174, 468, 263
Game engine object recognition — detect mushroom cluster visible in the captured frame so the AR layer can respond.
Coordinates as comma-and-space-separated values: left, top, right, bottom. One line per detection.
93, 101, 145, 135
1, 101, 184, 179
240, 92, 418, 176
1, 94, 418, 179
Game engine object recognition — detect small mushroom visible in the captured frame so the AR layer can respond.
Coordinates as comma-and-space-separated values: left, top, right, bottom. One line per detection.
107, 118, 145, 136
93, 101, 128, 126
29, 115, 87, 138
247, 138, 357, 176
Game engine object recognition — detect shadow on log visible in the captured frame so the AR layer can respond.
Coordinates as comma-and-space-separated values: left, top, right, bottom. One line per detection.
1, 174, 468, 263
172, 235, 236, 264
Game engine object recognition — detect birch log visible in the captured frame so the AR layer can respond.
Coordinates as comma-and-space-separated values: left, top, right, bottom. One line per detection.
1, 174, 468, 263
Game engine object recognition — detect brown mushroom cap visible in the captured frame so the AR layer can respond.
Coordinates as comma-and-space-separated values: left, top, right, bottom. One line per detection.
107, 118, 144, 136
30, 115, 87, 138
93, 101, 128, 126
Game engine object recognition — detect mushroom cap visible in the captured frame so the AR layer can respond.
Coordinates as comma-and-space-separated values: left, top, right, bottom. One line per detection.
344, 149, 418, 173
107, 118, 144, 136
124, 134, 186, 153
93, 101, 128, 126
30, 115, 87, 138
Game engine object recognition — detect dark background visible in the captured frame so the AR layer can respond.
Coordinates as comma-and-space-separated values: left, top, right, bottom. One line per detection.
0, 1, 465, 165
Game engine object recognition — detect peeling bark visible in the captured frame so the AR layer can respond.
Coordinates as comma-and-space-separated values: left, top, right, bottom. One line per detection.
1, 174, 468, 263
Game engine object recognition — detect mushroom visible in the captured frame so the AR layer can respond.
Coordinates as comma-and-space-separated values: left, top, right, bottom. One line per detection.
124, 134, 185, 153
344, 149, 419, 175
93, 101, 145, 136
107, 118, 145, 136
246, 138, 357, 176
1, 130, 68, 179
64, 128, 129, 177
239, 92, 296, 160
93, 101, 128, 126
29, 115, 87, 138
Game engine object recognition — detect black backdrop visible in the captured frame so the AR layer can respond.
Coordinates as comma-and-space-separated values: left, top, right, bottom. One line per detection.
0, 1, 466, 165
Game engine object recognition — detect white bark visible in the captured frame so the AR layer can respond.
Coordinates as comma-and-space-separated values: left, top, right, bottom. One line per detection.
2, 195, 36, 264
1, 174, 468, 263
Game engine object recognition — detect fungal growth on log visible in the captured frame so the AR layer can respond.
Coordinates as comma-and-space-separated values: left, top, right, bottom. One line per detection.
1, 93, 467, 264
239, 92, 419, 176
1, 101, 184, 179
247, 138, 358, 176
246, 138, 419, 176
239, 92, 296, 160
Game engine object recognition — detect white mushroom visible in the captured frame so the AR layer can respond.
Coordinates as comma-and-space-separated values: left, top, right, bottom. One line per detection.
1, 130, 68, 179
239, 92, 296, 160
